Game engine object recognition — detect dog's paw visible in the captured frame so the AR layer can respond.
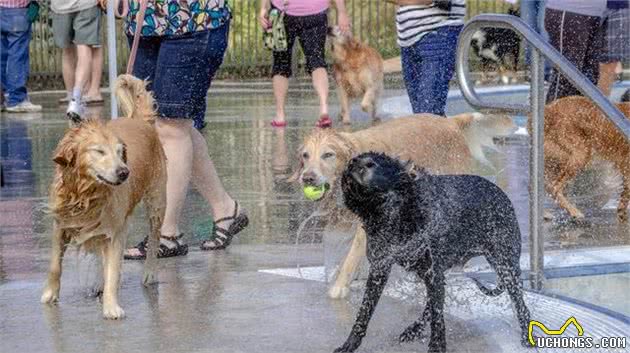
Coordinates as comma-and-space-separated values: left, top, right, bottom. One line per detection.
398, 324, 426, 343
40, 287, 60, 304
142, 271, 158, 286
328, 285, 350, 299
428, 340, 447, 353
333, 336, 362, 353
617, 210, 628, 223
103, 304, 126, 320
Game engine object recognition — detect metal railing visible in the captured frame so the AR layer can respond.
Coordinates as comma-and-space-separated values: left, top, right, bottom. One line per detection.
456, 14, 630, 290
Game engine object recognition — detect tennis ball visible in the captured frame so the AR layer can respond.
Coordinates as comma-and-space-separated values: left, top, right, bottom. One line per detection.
303, 185, 327, 201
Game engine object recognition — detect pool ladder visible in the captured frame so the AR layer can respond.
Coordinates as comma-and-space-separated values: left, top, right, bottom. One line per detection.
455, 14, 630, 290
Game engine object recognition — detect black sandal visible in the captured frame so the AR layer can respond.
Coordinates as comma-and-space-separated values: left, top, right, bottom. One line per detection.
124, 234, 189, 260
200, 201, 249, 251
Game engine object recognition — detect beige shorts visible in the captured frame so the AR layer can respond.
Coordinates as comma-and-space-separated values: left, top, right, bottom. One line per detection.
52, 6, 101, 48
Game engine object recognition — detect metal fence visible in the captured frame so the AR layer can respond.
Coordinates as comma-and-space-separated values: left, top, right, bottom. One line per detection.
27, 0, 517, 88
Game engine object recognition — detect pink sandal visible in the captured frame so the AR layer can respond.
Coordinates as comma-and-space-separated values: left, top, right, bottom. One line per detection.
316, 114, 333, 128
270, 119, 287, 127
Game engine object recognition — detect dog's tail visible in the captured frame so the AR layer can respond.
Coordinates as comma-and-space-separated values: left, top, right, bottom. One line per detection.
453, 112, 516, 167
114, 74, 157, 122
472, 277, 505, 297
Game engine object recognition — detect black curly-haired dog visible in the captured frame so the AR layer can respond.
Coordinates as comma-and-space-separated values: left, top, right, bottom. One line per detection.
335, 152, 531, 353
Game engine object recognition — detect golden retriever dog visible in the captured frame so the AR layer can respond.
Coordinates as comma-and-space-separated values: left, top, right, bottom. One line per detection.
328, 25, 383, 124
40, 75, 166, 319
543, 96, 630, 222
292, 113, 515, 298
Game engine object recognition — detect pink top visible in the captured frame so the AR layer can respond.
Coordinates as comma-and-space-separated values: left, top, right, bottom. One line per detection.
0, 0, 31, 8
271, 0, 329, 16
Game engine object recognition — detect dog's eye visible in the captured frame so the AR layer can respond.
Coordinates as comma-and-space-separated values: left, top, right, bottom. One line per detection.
302, 152, 309, 160
92, 149, 105, 156
322, 152, 335, 159
365, 161, 376, 169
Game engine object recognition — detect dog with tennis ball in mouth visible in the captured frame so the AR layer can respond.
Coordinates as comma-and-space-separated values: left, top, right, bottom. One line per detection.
290, 114, 516, 299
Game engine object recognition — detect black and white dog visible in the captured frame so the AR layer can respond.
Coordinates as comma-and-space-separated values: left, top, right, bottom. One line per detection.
335, 152, 531, 353
471, 8, 521, 84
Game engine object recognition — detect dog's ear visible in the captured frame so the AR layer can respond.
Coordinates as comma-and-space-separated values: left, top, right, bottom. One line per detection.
121, 143, 128, 163
287, 148, 304, 183
53, 131, 78, 168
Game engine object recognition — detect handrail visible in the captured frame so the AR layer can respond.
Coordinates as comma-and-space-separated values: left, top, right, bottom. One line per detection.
456, 14, 630, 291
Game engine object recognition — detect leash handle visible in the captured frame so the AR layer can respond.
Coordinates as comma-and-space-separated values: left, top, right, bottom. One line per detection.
126, 0, 149, 75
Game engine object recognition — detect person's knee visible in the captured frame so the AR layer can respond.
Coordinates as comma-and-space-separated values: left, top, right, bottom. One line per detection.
156, 118, 193, 141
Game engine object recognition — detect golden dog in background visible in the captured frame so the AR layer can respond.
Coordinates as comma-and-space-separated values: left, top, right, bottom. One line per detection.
328, 26, 384, 124
292, 113, 515, 298
41, 75, 167, 319
543, 96, 630, 222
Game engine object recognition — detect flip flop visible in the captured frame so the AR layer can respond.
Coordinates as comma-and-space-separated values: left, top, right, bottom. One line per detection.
83, 96, 105, 105
271, 119, 287, 127
316, 114, 333, 128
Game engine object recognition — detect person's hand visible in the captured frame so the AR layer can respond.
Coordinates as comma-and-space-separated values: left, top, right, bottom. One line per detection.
99, 0, 107, 10
337, 11, 351, 34
259, 6, 271, 31
27, 1, 40, 23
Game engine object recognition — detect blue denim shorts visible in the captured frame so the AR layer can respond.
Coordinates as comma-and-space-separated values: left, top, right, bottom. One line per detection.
129, 23, 229, 129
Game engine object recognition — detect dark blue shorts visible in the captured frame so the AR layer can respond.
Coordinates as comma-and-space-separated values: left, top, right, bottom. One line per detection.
129, 23, 229, 129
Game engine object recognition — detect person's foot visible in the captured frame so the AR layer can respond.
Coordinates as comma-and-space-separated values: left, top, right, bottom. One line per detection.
271, 119, 287, 127
316, 114, 333, 128
66, 99, 85, 123
5, 100, 42, 113
83, 95, 104, 105
124, 234, 189, 260
200, 200, 249, 251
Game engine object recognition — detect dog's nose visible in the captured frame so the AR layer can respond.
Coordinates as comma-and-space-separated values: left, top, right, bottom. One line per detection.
327, 26, 334, 36
302, 172, 317, 185
116, 167, 130, 182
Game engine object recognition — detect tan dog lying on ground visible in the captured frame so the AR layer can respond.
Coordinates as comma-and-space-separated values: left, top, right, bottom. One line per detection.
40, 75, 167, 319
328, 25, 383, 124
292, 113, 515, 298
543, 96, 630, 222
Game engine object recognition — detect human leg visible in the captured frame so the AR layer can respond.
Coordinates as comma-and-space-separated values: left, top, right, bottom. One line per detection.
401, 25, 461, 115
1, 7, 32, 108
270, 15, 298, 124
298, 11, 329, 120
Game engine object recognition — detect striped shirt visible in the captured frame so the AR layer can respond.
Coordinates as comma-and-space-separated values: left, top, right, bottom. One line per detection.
0, 0, 31, 8
396, 0, 466, 47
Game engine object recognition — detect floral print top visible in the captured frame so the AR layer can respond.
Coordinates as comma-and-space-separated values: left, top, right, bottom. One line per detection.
125, 0, 231, 37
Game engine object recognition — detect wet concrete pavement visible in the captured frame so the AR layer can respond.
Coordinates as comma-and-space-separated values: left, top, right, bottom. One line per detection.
1, 82, 629, 352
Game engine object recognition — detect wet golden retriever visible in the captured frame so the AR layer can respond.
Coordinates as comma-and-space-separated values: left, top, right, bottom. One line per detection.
543, 96, 630, 222
292, 113, 515, 298
328, 26, 383, 124
40, 75, 166, 319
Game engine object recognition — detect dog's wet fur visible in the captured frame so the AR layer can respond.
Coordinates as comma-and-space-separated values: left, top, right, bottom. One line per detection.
335, 152, 531, 353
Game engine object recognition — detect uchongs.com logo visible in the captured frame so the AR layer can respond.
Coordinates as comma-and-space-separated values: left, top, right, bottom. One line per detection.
528, 317, 627, 349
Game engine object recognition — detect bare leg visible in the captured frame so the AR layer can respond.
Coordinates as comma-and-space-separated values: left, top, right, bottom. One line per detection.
86, 46, 103, 99
61, 47, 77, 98
597, 61, 619, 97
190, 127, 235, 220
329, 226, 366, 299
156, 119, 193, 236
41, 225, 66, 303
312, 68, 329, 116
273, 75, 289, 122
74, 45, 93, 97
